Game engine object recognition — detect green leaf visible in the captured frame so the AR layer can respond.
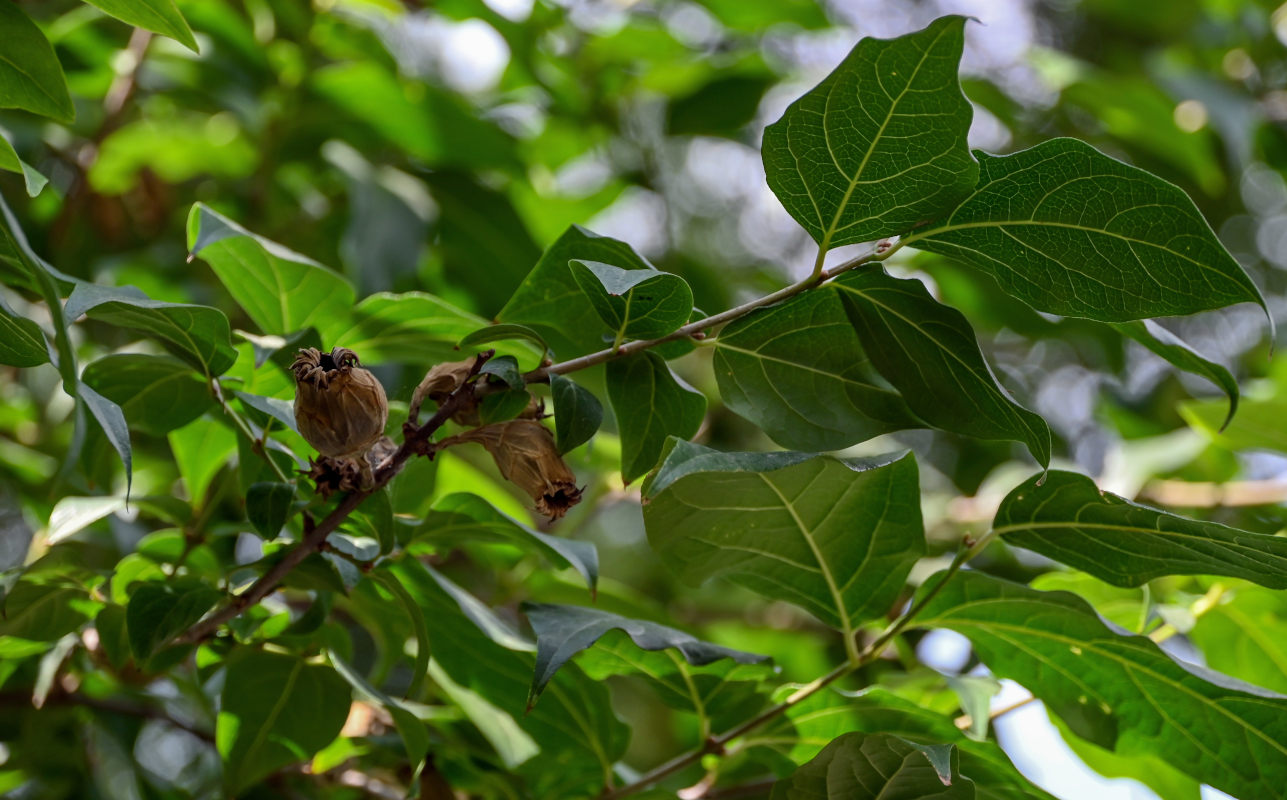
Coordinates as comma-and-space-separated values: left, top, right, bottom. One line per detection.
216, 650, 351, 794
319, 291, 520, 366
0, 2, 74, 122
327, 650, 429, 765
916, 570, 1287, 800
187, 203, 355, 337
1189, 586, 1287, 694
125, 582, 220, 660
66, 284, 237, 377
235, 391, 298, 435
771, 732, 973, 800
245, 482, 294, 539
0, 294, 48, 367
834, 270, 1050, 466
522, 602, 767, 707
415, 493, 598, 593
0, 583, 96, 641
479, 354, 524, 388
762, 16, 977, 251
168, 417, 236, 502
498, 225, 656, 357
81, 354, 214, 435
478, 389, 533, 424
381, 559, 627, 791
1046, 709, 1201, 800
368, 570, 430, 699
82, 0, 198, 52
907, 138, 1268, 322
605, 352, 706, 483
569, 260, 694, 342
80, 384, 132, 497
0, 131, 48, 197
550, 374, 603, 453
994, 471, 1287, 588
1182, 395, 1287, 455
713, 287, 920, 451
459, 323, 549, 358
643, 442, 923, 636
346, 487, 394, 555
1114, 320, 1238, 430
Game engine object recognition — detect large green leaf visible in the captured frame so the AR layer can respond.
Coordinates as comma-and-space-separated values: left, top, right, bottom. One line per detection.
81, 354, 213, 435
1114, 319, 1238, 430
1046, 709, 1201, 800
762, 16, 976, 251
216, 650, 351, 794
713, 287, 920, 451
771, 732, 973, 800
1190, 585, 1287, 695
834, 270, 1050, 466
187, 203, 355, 337
642, 442, 923, 637
83, 0, 198, 52
994, 471, 1287, 588
0, 2, 74, 122
381, 559, 627, 794
413, 492, 598, 592
907, 138, 1268, 322
319, 291, 516, 366
66, 284, 237, 377
606, 352, 707, 483
0, 294, 48, 367
550, 374, 603, 454
125, 582, 220, 660
916, 571, 1287, 800
522, 603, 767, 706
168, 417, 237, 502
498, 225, 655, 357
570, 260, 694, 342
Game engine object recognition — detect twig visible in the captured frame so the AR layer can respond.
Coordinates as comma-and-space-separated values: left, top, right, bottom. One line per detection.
176, 351, 493, 645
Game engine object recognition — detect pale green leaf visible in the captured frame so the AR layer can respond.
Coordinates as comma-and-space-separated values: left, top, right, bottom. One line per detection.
0, 3, 74, 122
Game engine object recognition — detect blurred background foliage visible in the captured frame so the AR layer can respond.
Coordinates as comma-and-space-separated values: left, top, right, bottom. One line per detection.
4, 0, 1287, 798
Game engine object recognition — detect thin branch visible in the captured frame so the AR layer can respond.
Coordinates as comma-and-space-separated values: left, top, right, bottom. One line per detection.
176, 351, 494, 645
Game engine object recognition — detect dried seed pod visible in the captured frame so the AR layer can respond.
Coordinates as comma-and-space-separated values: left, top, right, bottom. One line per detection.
454, 420, 583, 520
292, 347, 389, 460
409, 358, 478, 424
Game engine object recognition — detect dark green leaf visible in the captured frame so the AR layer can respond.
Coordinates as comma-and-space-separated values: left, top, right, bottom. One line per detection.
643, 441, 923, 635
0, 2, 74, 122
80, 384, 132, 497
125, 582, 220, 660
668, 73, 774, 137
498, 225, 655, 357
479, 354, 523, 388
369, 570, 429, 698
916, 570, 1287, 800
416, 493, 598, 592
771, 732, 973, 800
381, 559, 627, 791
328, 649, 429, 765
187, 203, 356, 337
0, 130, 48, 197
479, 389, 533, 424
763, 16, 976, 251
995, 471, 1287, 588
235, 391, 298, 435
0, 583, 95, 641
346, 487, 394, 555
83, 0, 198, 52
245, 482, 294, 539
82, 354, 214, 435
834, 270, 1050, 466
606, 352, 706, 483
570, 260, 694, 342
522, 602, 767, 707
1114, 319, 1238, 431
0, 294, 48, 367
94, 604, 130, 672
320, 291, 519, 365
217, 650, 351, 794
550, 373, 603, 453
459, 323, 549, 357
907, 138, 1268, 322
713, 287, 920, 451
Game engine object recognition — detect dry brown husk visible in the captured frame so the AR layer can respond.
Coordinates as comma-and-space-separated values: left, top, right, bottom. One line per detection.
292, 347, 389, 459
452, 420, 583, 519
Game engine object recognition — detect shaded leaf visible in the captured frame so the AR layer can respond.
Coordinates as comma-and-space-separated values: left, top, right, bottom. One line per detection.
0, 294, 48, 367
763, 16, 976, 251
916, 570, 1287, 800
714, 287, 919, 451
245, 482, 294, 539
570, 260, 694, 341
834, 270, 1050, 466
643, 441, 923, 635
522, 602, 767, 706
550, 373, 603, 453
187, 203, 355, 337
328, 649, 429, 765
459, 323, 549, 357
771, 732, 973, 799
125, 582, 220, 660
995, 471, 1287, 588
217, 650, 351, 794
1115, 320, 1238, 430
0, 2, 74, 122
606, 351, 706, 483
83, 0, 198, 51
80, 384, 132, 497
908, 138, 1268, 322
0, 131, 48, 197
235, 391, 298, 435
82, 354, 214, 435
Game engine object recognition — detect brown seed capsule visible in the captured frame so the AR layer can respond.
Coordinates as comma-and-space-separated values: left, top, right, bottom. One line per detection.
292, 347, 389, 460
453, 420, 583, 520
409, 358, 478, 424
